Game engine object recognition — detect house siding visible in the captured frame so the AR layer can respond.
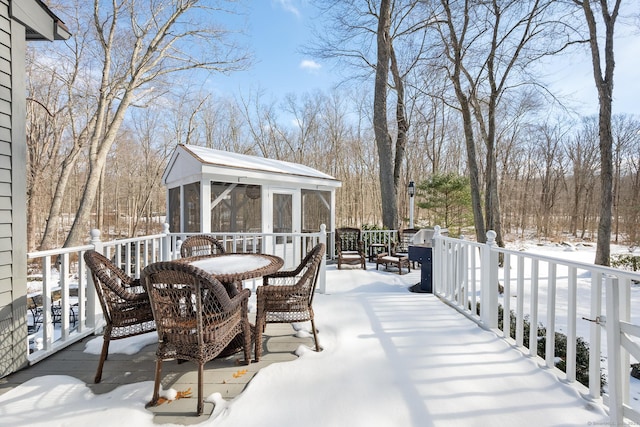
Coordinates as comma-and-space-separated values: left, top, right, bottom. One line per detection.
0, 0, 68, 378
0, 0, 16, 377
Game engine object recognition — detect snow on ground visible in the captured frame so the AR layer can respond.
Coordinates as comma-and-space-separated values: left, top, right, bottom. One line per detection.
3, 242, 636, 426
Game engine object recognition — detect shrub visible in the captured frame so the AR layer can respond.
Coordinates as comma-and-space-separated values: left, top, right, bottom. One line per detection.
611, 254, 640, 272
611, 254, 640, 284
495, 304, 605, 391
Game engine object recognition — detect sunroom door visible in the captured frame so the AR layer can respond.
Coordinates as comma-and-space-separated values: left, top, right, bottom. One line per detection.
268, 189, 300, 265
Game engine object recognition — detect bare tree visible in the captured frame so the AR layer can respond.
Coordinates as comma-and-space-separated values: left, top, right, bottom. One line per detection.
238, 89, 288, 159
201, 98, 246, 152
282, 92, 324, 164
532, 124, 567, 236
25, 62, 68, 250
610, 114, 640, 243
626, 134, 640, 245
573, 0, 621, 265
62, 0, 250, 246
409, 75, 453, 176
308, 0, 431, 229
566, 118, 600, 239
30, 27, 95, 249
432, 0, 566, 243
373, 0, 399, 229
434, 0, 486, 242
128, 109, 175, 236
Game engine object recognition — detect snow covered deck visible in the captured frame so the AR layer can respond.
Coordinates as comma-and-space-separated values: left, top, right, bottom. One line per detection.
0, 263, 607, 426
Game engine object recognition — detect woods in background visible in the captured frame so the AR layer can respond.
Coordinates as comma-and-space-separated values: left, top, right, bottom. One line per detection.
25, 1, 640, 261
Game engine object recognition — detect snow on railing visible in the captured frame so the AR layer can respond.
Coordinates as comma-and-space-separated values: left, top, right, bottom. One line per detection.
432, 227, 640, 424
25, 225, 328, 365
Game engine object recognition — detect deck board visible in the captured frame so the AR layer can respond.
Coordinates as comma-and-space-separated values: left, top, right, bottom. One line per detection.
0, 319, 313, 425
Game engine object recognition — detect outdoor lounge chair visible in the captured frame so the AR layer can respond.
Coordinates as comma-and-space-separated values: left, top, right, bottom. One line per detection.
254, 243, 325, 362
335, 227, 366, 269
142, 261, 251, 416
84, 250, 156, 383
394, 228, 420, 263
180, 234, 226, 258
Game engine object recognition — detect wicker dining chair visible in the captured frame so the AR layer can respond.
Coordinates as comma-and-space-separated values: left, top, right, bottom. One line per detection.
83, 250, 156, 383
335, 227, 366, 269
142, 261, 251, 416
180, 234, 226, 258
254, 243, 325, 362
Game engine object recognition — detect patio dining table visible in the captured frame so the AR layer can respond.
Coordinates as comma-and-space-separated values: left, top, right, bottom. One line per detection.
178, 253, 284, 358
180, 253, 284, 296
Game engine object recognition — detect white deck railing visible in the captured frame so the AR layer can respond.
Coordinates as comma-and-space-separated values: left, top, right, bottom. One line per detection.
431, 226, 640, 425
361, 229, 397, 255
25, 224, 640, 423
26, 225, 327, 364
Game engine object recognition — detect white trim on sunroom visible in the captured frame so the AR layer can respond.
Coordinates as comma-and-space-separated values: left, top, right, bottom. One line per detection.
162, 144, 341, 235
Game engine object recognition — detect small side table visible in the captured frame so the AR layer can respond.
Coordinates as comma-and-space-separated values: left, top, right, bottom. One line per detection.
368, 243, 387, 262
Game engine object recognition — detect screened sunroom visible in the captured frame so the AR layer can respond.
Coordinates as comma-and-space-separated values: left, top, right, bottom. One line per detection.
162, 144, 341, 237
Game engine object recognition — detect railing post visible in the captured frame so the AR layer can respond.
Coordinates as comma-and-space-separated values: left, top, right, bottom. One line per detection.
87, 229, 103, 330
318, 224, 327, 294
481, 230, 498, 329
458, 235, 468, 310
588, 271, 603, 400
161, 223, 172, 261
432, 226, 442, 295
41, 255, 53, 350
605, 277, 623, 425
620, 277, 631, 404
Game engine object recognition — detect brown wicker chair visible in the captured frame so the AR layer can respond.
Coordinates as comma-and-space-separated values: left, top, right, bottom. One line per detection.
335, 227, 366, 269
142, 261, 251, 416
254, 243, 325, 362
370, 228, 418, 274
83, 250, 156, 383
180, 234, 225, 258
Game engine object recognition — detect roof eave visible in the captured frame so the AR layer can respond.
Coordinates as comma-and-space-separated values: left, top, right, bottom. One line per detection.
17, 0, 72, 41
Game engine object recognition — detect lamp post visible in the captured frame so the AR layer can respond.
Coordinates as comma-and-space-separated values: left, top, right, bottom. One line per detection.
408, 181, 415, 228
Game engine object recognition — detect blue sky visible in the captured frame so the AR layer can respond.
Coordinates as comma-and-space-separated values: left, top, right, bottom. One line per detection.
546, 23, 640, 117
209, 0, 639, 116
212, 1, 336, 99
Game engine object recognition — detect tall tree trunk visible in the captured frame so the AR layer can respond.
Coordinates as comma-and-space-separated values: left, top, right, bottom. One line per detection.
374, 0, 398, 230
26, 173, 42, 251
441, 0, 485, 242
39, 145, 83, 250
460, 100, 486, 243
483, 93, 503, 247
61, 1, 249, 246
613, 141, 620, 243
578, 0, 620, 266
97, 166, 105, 232
65, 100, 131, 246
389, 42, 409, 212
